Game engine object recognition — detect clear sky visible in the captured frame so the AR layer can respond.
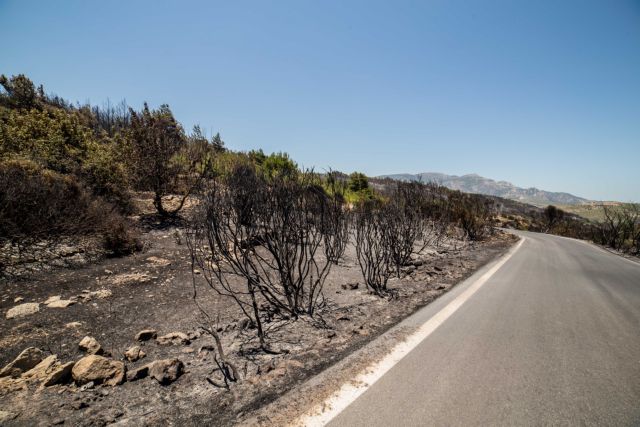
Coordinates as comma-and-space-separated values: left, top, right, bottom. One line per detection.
1, 0, 639, 201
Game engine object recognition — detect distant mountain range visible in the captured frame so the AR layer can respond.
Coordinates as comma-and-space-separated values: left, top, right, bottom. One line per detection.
379, 172, 591, 207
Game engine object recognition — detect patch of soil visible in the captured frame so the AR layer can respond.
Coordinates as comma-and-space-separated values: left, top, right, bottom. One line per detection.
0, 207, 517, 426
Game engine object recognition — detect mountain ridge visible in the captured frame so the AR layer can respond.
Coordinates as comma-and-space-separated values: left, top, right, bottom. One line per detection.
379, 172, 591, 207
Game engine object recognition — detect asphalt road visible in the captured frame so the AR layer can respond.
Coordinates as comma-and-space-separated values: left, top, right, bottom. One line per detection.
329, 231, 640, 426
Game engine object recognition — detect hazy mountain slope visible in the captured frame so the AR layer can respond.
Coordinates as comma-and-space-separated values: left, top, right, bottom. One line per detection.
380, 172, 590, 206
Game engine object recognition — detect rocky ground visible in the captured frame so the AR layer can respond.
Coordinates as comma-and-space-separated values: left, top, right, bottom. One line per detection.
0, 199, 516, 426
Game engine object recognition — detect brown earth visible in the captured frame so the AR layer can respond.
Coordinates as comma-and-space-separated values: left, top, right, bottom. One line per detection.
0, 200, 516, 426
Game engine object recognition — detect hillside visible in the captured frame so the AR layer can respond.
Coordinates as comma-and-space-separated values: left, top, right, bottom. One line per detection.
558, 202, 640, 222
381, 172, 590, 207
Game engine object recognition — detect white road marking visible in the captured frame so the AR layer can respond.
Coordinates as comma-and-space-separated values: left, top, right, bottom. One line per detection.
295, 238, 525, 427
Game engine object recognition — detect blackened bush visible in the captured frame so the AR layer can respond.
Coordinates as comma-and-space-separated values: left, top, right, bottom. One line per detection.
102, 216, 141, 256
451, 193, 492, 241
188, 163, 344, 349
0, 159, 139, 262
354, 201, 393, 297
0, 159, 101, 240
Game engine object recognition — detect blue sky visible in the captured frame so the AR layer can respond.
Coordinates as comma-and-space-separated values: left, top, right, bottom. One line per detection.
1, 0, 639, 201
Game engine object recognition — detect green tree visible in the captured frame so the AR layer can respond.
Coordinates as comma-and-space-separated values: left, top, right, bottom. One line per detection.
262, 151, 298, 178
348, 172, 369, 192
128, 103, 188, 216
0, 74, 38, 110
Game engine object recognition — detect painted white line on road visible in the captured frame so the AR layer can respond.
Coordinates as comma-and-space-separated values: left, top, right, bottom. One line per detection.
295, 237, 525, 427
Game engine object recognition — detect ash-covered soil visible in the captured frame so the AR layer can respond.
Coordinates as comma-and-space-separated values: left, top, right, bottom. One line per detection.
0, 210, 516, 426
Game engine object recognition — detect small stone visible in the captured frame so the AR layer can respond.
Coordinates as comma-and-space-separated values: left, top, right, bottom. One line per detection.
13, 297, 24, 303
123, 346, 146, 362
79, 336, 103, 355
181, 347, 194, 354
135, 329, 157, 341
0, 347, 44, 377
149, 359, 184, 385
156, 332, 190, 346
6, 303, 39, 319
77, 289, 112, 302
65, 321, 83, 328
79, 381, 94, 392
146, 256, 171, 267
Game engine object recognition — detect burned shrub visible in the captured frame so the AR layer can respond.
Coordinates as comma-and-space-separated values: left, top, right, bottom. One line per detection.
451, 193, 493, 241
0, 159, 138, 276
384, 181, 435, 277
101, 216, 142, 256
322, 171, 351, 264
188, 163, 344, 349
353, 202, 393, 297
1, 159, 102, 240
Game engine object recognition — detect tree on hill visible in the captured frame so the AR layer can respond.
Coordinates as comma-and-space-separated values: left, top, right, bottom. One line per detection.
348, 172, 369, 192
129, 103, 194, 217
0, 74, 39, 110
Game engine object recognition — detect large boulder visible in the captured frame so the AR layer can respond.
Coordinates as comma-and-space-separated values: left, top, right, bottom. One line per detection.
72, 355, 126, 386
0, 347, 44, 377
5, 303, 39, 319
79, 336, 103, 355
156, 332, 190, 346
149, 359, 184, 385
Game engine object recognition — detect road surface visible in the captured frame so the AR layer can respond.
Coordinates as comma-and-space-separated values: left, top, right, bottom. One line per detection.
328, 231, 640, 426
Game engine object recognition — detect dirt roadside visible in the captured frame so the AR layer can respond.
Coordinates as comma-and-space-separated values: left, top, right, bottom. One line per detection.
0, 214, 516, 426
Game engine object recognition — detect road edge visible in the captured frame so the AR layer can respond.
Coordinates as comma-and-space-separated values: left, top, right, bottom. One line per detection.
240, 236, 525, 427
